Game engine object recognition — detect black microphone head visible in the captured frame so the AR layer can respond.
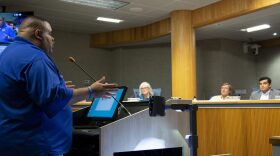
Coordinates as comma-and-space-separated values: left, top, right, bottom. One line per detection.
68, 57, 76, 63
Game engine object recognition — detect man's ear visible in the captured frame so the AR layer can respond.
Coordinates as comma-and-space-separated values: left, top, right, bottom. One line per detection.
34, 29, 42, 40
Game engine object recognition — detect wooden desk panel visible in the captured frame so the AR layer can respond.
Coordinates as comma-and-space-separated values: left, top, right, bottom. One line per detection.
246, 109, 280, 156
197, 109, 247, 156
197, 107, 280, 156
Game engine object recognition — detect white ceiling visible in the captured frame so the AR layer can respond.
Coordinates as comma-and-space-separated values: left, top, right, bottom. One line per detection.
0, 0, 220, 34
136, 3, 280, 46
196, 4, 280, 42
110, 1, 280, 47
1, 0, 278, 43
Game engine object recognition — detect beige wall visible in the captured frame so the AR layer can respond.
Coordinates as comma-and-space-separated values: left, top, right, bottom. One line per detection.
111, 45, 172, 99
51, 30, 113, 88
51, 30, 266, 100
257, 46, 280, 90
51, 30, 172, 99
196, 39, 257, 99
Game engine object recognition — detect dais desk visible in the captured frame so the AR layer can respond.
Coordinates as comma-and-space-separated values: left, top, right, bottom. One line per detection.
193, 100, 280, 156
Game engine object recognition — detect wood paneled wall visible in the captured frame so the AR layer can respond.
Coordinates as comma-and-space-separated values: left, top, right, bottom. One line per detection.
192, 0, 280, 28
197, 108, 280, 156
90, 18, 170, 48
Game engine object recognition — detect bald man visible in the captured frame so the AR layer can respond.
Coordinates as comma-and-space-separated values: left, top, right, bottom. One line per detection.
0, 16, 118, 156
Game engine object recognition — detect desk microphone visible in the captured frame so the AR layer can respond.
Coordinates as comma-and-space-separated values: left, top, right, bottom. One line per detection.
68, 56, 131, 116
68, 57, 96, 82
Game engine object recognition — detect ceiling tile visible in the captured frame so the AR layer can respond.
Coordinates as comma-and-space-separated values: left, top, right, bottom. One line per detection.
161, 1, 197, 11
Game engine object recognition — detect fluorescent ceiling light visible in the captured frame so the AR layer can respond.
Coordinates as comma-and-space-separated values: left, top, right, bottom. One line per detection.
241, 24, 271, 32
60, 0, 129, 10
97, 17, 123, 23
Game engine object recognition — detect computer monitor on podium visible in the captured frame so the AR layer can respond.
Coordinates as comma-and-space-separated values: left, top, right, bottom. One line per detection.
87, 86, 127, 120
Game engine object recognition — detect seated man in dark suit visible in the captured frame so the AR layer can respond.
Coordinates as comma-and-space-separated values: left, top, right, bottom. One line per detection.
250, 77, 280, 100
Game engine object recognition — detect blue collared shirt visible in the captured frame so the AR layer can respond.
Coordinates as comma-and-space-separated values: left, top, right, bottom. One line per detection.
0, 23, 16, 43
0, 36, 73, 156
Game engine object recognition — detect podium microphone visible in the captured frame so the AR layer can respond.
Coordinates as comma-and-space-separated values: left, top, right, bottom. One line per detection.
68, 57, 96, 82
68, 56, 131, 116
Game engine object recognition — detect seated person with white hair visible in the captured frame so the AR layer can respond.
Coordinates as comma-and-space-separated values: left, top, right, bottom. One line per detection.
210, 83, 239, 101
138, 82, 154, 100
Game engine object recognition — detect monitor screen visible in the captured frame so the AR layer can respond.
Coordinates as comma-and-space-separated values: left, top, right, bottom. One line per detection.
87, 86, 127, 119
0, 12, 33, 44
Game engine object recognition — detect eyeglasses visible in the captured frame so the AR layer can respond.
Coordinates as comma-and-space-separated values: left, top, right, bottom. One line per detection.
140, 87, 148, 89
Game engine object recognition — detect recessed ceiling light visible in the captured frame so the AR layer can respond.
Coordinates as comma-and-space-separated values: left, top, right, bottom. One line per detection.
241, 24, 271, 32
60, 0, 129, 10
273, 32, 278, 36
97, 17, 123, 23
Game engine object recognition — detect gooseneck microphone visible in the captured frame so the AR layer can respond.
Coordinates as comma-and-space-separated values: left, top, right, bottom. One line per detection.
68, 56, 131, 116
68, 57, 96, 82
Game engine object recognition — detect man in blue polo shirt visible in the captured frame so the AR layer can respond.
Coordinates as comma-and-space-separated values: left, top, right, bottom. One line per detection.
0, 17, 16, 43
0, 16, 117, 156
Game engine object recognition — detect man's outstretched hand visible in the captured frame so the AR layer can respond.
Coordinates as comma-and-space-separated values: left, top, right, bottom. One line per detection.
65, 81, 75, 89
90, 76, 118, 98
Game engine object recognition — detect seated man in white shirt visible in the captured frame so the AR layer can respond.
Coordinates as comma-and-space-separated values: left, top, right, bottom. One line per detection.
210, 83, 239, 101
250, 76, 280, 100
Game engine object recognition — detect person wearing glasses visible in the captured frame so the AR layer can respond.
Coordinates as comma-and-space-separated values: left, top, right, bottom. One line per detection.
138, 82, 154, 100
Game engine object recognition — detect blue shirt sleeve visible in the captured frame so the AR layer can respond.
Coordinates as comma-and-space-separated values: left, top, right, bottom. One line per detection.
7, 27, 16, 39
5, 24, 16, 39
24, 58, 73, 118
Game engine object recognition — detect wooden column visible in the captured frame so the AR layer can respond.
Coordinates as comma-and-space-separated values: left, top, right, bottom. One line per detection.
171, 10, 196, 99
